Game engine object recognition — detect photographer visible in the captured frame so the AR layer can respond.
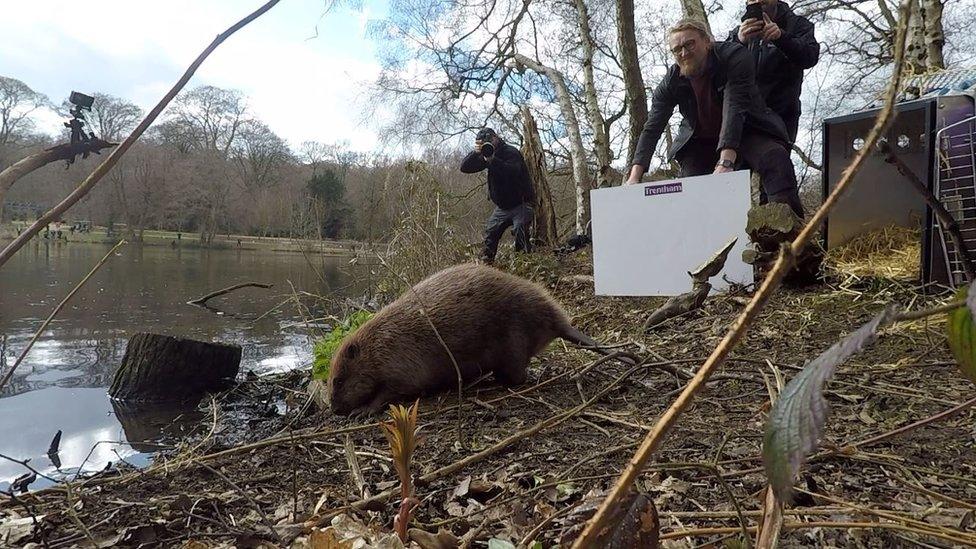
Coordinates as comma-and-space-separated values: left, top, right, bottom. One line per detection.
729, 0, 819, 143
460, 127, 536, 264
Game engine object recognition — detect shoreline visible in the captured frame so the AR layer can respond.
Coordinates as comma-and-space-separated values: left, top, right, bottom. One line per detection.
0, 223, 372, 256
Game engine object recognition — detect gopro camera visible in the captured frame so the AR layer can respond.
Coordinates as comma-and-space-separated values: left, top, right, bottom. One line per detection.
69, 91, 95, 111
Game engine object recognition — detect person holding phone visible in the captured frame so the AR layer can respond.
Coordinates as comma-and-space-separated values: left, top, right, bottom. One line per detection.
460, 127, 536, 264
729, 0, 820, 143
625, 18, 804, 218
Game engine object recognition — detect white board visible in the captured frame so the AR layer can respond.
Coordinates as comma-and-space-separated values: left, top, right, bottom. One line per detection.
590, 170, 754, 296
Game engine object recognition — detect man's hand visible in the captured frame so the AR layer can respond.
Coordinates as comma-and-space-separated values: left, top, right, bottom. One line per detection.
624, 165, 644, 185
762, 13, 782, 41
713, 149, 737, 174
474, 140, 484, 153
738, 17, 764, 43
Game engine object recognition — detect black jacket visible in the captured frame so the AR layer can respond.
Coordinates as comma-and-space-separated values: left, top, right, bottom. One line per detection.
729, 1, 820, 142
460, 141, 535, 210
631, 40, 788, 170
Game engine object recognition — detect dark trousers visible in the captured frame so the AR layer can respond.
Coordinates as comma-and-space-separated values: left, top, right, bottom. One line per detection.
483, 203, 534, 260
676, 133, 805, 217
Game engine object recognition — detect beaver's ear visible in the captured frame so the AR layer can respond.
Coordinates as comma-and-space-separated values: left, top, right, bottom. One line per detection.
345, 342, 360, 360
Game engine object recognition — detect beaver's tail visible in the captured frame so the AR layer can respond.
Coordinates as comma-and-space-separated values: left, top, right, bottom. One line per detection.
559, 323, 637, 366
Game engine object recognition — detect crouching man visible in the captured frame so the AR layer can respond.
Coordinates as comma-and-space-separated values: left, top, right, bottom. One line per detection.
624, 18, 804, 218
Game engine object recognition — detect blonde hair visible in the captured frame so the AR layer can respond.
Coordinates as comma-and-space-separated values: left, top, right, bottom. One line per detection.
668, 18, 713, 42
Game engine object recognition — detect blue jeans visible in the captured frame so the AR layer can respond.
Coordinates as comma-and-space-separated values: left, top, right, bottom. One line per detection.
483, 203, 534, 260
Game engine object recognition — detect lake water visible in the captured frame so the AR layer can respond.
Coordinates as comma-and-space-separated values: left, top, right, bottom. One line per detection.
0, 240, 367, 490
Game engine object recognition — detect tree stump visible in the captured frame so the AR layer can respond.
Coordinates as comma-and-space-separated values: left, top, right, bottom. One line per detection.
743, 203, 823, 287
109, 333, 241, 402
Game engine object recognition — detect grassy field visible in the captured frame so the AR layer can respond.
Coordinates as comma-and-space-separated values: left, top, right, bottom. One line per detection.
0, 222, 367, 255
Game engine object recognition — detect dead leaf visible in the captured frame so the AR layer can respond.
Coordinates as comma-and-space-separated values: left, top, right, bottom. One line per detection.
0, 515, 40, 546
308, 527, 355, 549
453, 476, 472, 500
445, 500, 467, 517
409, 527, 460, 549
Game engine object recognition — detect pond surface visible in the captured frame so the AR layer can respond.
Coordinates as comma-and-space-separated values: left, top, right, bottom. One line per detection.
0, 240, 369, 490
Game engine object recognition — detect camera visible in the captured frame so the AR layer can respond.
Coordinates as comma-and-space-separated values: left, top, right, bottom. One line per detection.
741, 2, 763, 22
69, 91, 95, 111
480, 142, 495, 158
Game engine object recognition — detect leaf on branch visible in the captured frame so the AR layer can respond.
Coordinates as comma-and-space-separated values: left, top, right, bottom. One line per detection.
763, 306, 897, 502
948, 280, 976, 384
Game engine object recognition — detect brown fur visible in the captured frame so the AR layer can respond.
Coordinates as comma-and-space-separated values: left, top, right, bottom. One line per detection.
327, 263, 602, 416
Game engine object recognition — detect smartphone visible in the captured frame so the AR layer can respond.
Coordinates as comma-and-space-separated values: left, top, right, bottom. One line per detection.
741, 3, 763, 22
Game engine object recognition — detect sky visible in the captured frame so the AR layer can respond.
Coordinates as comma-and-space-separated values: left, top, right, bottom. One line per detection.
0, 0, 389, 152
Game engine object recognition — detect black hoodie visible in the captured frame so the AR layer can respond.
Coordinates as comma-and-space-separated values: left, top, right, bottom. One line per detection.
728, 1, 820, 142
460, 141, 535, 210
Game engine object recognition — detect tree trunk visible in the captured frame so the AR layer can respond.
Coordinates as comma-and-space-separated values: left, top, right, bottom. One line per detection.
513, 54, 591, 235
0, 139, 117, 223
109, 332, 241, 402
573, 0, 612, 188
906, 2, 928, 74
616, 0, 647, 164
922, 0, 945, 71
520, 106, 558, 247
679, 0, 712, 36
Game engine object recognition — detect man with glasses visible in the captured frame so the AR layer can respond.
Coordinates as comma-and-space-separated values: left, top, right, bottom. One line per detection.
625, 18, 804, 218
460, 127, 536, 264
729, 0, 819, 144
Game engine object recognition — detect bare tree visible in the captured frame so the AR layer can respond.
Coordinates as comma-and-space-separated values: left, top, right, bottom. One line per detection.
615, 0, 646, 162
573, 0, 612, 187
513, 54, 591, 234
0, 76, 49, 146
233, 119, 292, 191
169, 85, 248, 159
81, 93, 144, 142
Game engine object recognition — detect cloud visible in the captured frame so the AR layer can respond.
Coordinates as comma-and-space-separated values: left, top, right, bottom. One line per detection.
0, 0, 388, 152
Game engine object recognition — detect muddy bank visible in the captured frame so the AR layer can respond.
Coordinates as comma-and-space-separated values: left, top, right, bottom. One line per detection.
3, 254, 976, 548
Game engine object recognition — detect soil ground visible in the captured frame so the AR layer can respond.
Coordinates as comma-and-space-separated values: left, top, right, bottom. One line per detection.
3, 250, 976, 548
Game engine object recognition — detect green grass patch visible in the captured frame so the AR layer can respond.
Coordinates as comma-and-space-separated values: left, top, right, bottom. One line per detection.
312, 310, 374, 380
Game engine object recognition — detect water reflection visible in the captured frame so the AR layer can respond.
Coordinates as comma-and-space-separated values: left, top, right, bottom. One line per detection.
0, 387, 152, 490
0, 241, 367, 485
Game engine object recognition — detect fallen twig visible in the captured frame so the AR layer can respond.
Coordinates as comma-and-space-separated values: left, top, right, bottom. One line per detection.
843, 394, 976, 451
187, 282, 274, 307
329, 363, 646, 519
198, 461, 280, 541
660, 521, 975, 545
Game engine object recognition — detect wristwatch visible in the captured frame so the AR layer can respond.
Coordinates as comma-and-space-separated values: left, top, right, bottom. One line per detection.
716, 159, 734, 169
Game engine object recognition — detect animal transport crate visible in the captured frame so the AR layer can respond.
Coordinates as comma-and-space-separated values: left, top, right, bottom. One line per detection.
822, 76, 976, 287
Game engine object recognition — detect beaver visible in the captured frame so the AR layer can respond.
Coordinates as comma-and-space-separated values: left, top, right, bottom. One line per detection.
327, 262, 626, 416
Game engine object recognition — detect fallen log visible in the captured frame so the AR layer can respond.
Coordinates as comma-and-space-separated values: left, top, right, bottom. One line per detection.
109, 333, 241, 402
